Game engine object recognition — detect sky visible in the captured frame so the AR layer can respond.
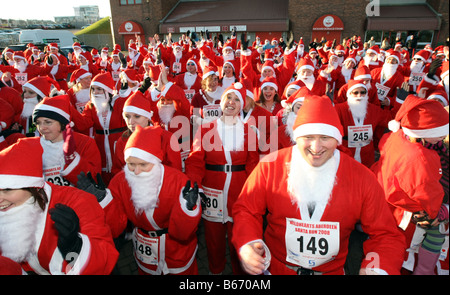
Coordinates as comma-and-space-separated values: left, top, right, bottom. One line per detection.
0, 0, 111, 21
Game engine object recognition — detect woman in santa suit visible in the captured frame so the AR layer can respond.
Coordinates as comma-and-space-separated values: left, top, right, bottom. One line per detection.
111, 90, 182, 175
185, 82, 260, 274
0, 138, 118, 275
66, 69, 92, 114
32, 95, 102, 187
71, 72, 128, 186
172, 59, 202, 102
371, 95, 449, 274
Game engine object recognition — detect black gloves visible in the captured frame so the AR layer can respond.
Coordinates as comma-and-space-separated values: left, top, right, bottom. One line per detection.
49, 204, 82, 260
139, 76, 152, 94
77, 172, 107, 202
182, 180, 199, 211
156, 48, 162, 65
427, 58, 442, 80
286, 31, 294, 50
241, 33, 249, 51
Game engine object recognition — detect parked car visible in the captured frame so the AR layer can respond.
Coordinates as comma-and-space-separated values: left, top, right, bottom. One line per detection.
60, 45, 95, 59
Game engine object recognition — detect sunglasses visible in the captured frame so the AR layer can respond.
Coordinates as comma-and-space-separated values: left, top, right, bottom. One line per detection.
351, 91, 367, 95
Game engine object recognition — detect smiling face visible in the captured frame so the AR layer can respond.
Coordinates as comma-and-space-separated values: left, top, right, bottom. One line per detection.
0, 189, 32, 212
221, 92, 241, 117
262, 86, 276, 102
35, 117, 64, 143
296, 135, 338, 167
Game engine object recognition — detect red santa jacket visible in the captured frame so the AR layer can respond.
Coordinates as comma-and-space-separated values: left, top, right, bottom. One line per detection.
10, 183, 118, 274
370, 67, 404, 112
0, 63, 46, 86
104, 165, 201, 274
0, 85, 24, 124
232, 147, 405, 275
185, 119, 260, 222
335, 101, 391, 167
371, 130, 444, 228
334, 82, 380, 107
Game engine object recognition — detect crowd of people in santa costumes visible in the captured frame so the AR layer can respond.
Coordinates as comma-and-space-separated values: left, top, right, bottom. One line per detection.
0, 27, 449, 275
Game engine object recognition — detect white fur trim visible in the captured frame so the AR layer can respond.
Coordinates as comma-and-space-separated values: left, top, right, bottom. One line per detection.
124, 147, 161, 164
402, 123, 449, 138
178, 186, 200, 217
261, 81, 278, 92
34, 104, 70, 121
427, 94, 448, 106
221, 89, 244, 110
346, 83, 367, 97
91, 81, 113, 94
299, 65, 314, 72
0, 174, 45, 189
61, 152, 80, 176
123, 105, 153, 119
293, 123, 342, 144
354, 74, 371, 80
160, 82, 174, 97
23, 82, 46, 98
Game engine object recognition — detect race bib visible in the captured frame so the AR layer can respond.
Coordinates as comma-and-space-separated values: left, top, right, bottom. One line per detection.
375, 82, 390, 101
184, 89, 195, 103
43, 166, 70, 186
202, 186, 224, 221
203, 104, 222, 119
172, 62, 182, 73
348, 125, 373, 148
15, 73, 28, 85
112, 71, 121, 81
180, 149, 190, 173
132, 228, 159, 265
285, 218, 340, 268
75, 101, 87, 113
409, 72, 425, 86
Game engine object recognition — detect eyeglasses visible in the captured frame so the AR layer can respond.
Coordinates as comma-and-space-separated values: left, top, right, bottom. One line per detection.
351, 91, 367, 95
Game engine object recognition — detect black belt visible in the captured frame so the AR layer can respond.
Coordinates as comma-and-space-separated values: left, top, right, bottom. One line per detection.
205, 163, 246, 172
138, 227, 168, 238
96, 127, 127, 135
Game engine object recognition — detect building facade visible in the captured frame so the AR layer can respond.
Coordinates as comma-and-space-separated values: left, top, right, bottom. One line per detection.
109, 0, 448, 50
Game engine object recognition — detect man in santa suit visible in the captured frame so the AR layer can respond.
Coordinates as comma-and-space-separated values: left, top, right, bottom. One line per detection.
401, 50, 431, 94
159, 41, 191, 77
83, 125, 201, 275
334, 65, 379, 106
172, 59, 202, 102
295, 58, 327, 96
32, 95, 102, 187
371, 95, 449, 274
335, 80, 391, 168
371, 50, 405, 113
68, 51, 100, 79
295, 37, 306, 63
334, 53, 357, 93
108, 50, 124, 84
185, 82, 260, 274
6, 51, 45, 85
47, 43, 68, 67
417, 59, 449, 101
95, 47, 111, 72
232, 95, 405, 275
0, 138, 118, 274
126, 43, 145, 71
117, 68, 142, 100
67, 69, 92, 114
71, 73, 128, 185
361, 45, 383, 71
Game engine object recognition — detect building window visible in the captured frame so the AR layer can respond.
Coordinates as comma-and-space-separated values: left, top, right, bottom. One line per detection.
120, 0, 142, 5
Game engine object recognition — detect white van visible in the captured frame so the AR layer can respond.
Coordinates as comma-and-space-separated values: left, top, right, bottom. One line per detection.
19, 30, 80, 47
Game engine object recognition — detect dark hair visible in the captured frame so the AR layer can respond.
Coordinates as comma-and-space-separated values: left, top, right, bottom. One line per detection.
258, 91, 281, 105
23, 187, 48, 211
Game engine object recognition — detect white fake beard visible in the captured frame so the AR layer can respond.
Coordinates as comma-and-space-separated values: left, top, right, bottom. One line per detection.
80, 63, 89, 72
287, 148, 337, 213
348, 95, 369, 121
76, 88, 90, 104
223, 52, 234, 61
299, 75, 315, 90
297, 46, 304, 58
111, 61, 121, 72
410, 61, 424, 73
158, 104, 176, 125
21, 96, 39, 118
174, 51, 182, 61
184, 72, 197, 87
41, 137, 65, 169
217, 117, 245, 152
14, 60, 27, 73
382, 63, 398, 80
92, 93, 110, 114
128, 51, 136, 59
0, 197, 44, 263
206, 88, 223, 102
199, 58, 210, 70
124, 163, 162, 215
284, 111, 297, 142
341, 67, 353, 82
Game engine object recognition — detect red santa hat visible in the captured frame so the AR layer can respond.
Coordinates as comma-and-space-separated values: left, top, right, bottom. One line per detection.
101, 47, 109, 53
32, 95, 72, 126
120, 69, 140, 84
366, 45, 380, 55
281, 80, 306, 100
22, 76, 60, 98
0, 138, 45, 189
261, 59, 276, 76
148, 64, 161, 81
123, 91, 153, 120
298, 37, 304, 46
354, 65, 371, 80
260, 76, 279, 92
334, 45, 345, 55
114, 44, 122, 51
91, 72, 115, 94
344, 52, 357, 65
297, 57, 315, 72
69, 68, 92, 84
13, 51, 26, 61
413, 50, 430, 62
187, 59, 198, 72
427, 88, 449, 107
202, 65, 219, 80
112, 49, 120, 57
220, 82, 247, 111
441, 61, 449, 80
292, 95, 344, 144
308, 48, 318, 56
72, 42, 81, 49
388, 95, 449, 138
386, 50, 401, 63
48, 43, 58, 50
0, 256, 23, 275
128, 43, 137, 51
0, 98, 14, 130
281, 86, 312, 109
124, 125, 163, 165
78, 51, 90, 61
159, 82, 185, 102
346, 79, 368, 97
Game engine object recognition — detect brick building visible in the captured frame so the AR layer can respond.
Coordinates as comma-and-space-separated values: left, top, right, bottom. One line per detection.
109, 0, 448, 49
